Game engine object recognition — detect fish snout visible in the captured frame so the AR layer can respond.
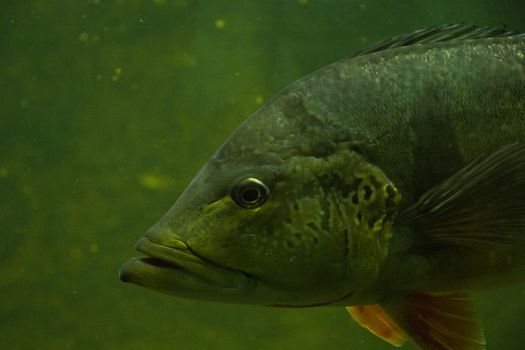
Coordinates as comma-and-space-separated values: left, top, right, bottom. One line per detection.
143, 223, 188, 250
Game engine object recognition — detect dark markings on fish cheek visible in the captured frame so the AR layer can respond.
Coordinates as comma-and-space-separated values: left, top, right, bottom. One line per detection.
368, 215, 380, 230
385, 184, 397, 208
319, 191, 331, 232
363, 185, 373, 201
307, 222, 317, 230
352, 192, 359, 205
320, 174, 364, 200
306, 222, 321, 245
350, 177, 364, 198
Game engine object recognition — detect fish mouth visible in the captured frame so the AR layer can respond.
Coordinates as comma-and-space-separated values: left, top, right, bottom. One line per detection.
119, 237, 256, 301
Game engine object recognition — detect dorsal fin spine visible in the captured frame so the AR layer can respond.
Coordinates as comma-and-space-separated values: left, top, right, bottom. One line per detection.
354, 24, 523, 57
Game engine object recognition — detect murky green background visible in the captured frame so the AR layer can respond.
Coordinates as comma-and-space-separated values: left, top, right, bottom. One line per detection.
2, 1, 525, 349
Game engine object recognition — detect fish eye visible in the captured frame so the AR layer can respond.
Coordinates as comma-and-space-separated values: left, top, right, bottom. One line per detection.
232, 177, 269, 209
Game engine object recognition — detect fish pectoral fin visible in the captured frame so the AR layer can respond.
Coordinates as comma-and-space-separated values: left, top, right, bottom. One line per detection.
347, 304, 407, 347
398, 143, 525, 252
383, 292, 486, 350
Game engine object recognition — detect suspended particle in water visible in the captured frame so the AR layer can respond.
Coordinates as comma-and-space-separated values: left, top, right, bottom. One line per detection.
215, 19, 225, 29
112, 67, 122, 82
139, 173, 171, 190
20, 98, 29, 109
79, 32, 89, 42
89, 242, 99, 254
0, 167, 8, 178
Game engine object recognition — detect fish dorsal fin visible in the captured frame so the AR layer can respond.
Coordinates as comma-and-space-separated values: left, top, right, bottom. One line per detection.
347, 304, 407, 347
384, 292, 486, 350
354, 24, 521, 57
398, 143, 525, 252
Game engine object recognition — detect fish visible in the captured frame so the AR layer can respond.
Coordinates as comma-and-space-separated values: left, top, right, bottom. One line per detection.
119, 24, 525, 349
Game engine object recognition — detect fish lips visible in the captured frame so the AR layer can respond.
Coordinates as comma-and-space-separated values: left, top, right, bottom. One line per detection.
119, 237, 256, 301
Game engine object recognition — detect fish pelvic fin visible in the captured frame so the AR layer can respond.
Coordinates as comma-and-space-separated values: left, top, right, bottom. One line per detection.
347, 304, 407, 347
383, 292, 486, 350
347, 293, 485, 349
398, 143, 525, 252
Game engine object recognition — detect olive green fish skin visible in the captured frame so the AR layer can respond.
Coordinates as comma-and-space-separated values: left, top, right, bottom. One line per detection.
220, 36, 525, 205
122, 35, 525, 306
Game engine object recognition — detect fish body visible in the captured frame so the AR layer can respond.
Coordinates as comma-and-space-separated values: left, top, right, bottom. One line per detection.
120, 25, 525, 349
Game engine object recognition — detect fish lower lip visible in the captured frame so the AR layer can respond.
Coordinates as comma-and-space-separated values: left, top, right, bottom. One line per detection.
120, 236, 256, 299
118, 244, 184, 284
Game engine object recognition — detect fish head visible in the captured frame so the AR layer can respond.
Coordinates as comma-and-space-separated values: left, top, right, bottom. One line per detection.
120, 93, 400, 306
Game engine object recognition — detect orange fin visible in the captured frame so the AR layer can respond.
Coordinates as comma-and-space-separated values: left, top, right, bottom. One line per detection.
385, 292, 486, 350
346, 304, 407, 347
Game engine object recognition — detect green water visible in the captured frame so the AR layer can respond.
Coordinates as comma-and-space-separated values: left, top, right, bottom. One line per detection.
2, 1, 525, 349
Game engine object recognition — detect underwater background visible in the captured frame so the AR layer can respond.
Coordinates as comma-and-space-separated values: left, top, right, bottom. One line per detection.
2, 0, 525, 349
